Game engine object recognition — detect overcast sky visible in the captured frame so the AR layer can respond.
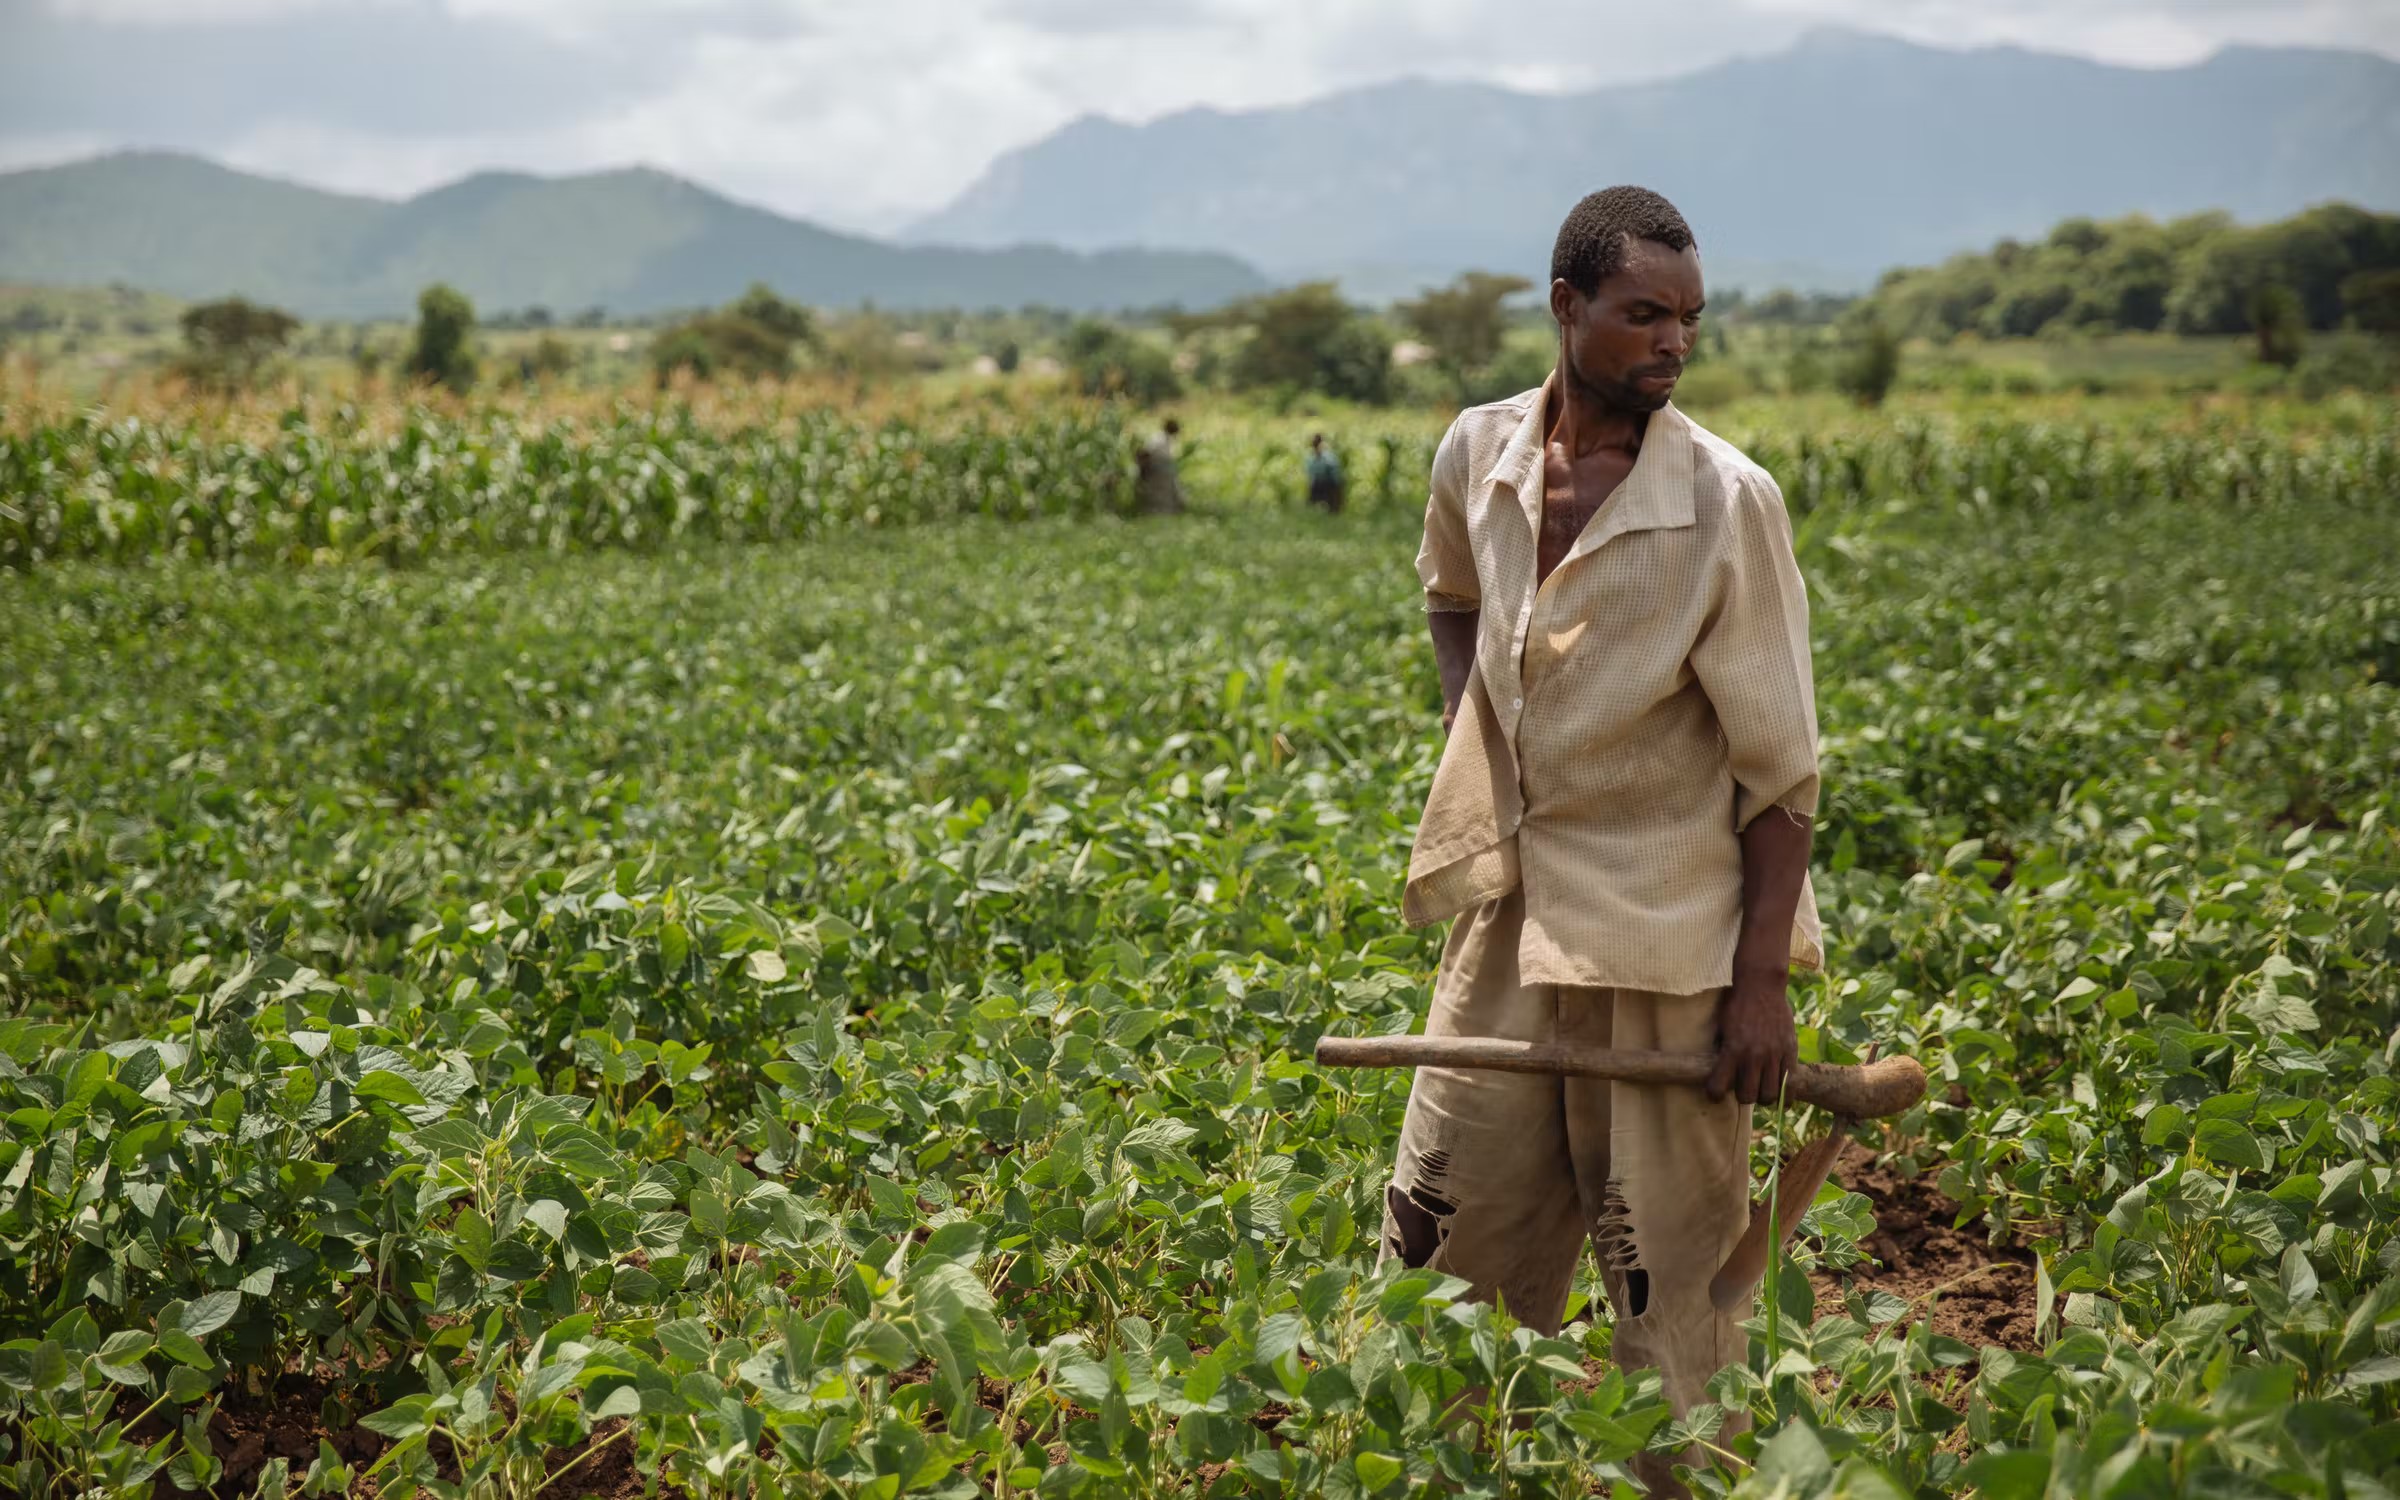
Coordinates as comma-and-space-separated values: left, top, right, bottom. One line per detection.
3, 0, 2394, 235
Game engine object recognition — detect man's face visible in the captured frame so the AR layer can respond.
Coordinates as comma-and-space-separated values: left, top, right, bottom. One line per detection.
1552, 237, 1705, 413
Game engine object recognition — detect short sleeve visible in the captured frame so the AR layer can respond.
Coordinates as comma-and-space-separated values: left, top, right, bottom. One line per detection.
1415, 416, 1479, 612
1691, 472, 1820, 829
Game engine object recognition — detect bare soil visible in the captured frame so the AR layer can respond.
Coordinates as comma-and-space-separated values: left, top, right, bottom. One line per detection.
122, 1369, 671, 1500
1812, 1141, 2046, 1356
539, 1421, 654, 1500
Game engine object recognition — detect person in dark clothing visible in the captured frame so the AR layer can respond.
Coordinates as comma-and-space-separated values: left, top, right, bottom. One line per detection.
1136, 417, 1186, 515
1305, 433, 1346, 513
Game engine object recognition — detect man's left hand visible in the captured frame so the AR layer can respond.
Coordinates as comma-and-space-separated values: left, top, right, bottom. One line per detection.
1706, 968, 1798, 1105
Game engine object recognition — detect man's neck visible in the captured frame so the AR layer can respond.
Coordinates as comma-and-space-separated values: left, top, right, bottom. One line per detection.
1546, 368, 1648, 459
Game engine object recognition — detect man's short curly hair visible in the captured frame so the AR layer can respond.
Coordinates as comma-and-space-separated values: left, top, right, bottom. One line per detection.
1551, 186, 1695, 296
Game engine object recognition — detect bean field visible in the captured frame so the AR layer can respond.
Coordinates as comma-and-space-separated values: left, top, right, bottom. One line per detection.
2, 398, 2397, 1499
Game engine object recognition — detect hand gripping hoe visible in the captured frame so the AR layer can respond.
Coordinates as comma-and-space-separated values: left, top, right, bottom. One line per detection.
1312, 1034, 1927, 1311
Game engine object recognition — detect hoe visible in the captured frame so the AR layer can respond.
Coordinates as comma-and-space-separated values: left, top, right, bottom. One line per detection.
1312, 1034, 1928, 1312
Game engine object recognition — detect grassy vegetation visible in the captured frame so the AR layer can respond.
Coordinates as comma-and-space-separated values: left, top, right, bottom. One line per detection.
0, 401, 1135, 569
2, 380, 2396, 1496
8, 270, 2395, 413
6, 376, 2393, 571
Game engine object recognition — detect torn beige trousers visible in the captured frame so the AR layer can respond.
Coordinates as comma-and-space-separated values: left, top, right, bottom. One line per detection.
1380, 890, 1754, 1489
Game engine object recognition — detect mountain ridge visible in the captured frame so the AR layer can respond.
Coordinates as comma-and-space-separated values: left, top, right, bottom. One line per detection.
908, 33, 2400, 296
0, 150, 1270, 317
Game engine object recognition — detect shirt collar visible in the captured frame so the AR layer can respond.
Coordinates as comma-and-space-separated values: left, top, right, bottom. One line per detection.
1488, 373, 1697, 547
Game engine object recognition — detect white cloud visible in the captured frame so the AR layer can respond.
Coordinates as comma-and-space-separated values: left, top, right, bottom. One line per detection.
0, 131, 117, 172
211, 121, 529, 201
9, 0, 2399, 233
1751, 0, 2400, 65
42, 0, 371, 21
440, 0, 816, 46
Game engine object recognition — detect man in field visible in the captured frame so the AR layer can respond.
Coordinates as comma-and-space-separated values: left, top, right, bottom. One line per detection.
1306, 432, 1346, 513
1136, 416, 1186, 515
1384, 186, 1822, 1494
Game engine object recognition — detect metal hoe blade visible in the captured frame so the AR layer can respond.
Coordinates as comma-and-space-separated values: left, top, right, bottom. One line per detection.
1707, 1043, 1882, 1313
1707, 1115, 1853, 1313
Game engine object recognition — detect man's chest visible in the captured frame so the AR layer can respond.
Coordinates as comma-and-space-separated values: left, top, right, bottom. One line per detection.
1469, 482, 1713, 701
1535, 447, 1638, 586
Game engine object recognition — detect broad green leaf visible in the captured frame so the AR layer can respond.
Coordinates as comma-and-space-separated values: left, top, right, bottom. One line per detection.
1053, 1356, 1114, 1407
655, 1318, 714, 1367
524, 1198, 569, 1242
357, 1398, 430, 1439
1752, 1421, 1832, 1484
166, 1364, 215, 1402
353, 1069, 426, 1107
160, 1329, 213, 1368
32, 1339, 76, 1394
1354, 1451, 1403, 1488
2195, 1118, 2267, 1172
180, 1291, 241, 1339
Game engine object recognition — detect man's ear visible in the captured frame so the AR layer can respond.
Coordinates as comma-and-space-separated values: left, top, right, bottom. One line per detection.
1548, 277, 1580, 329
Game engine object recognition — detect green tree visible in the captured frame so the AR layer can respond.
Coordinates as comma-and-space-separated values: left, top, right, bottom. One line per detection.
2083, 224, 2176, 331
822, 311, 911, 391
514, 334, 576, 388
405, 283, 477, 393
2341, 268, 2400, 337
2249, 283, 2307, 368
2163, 231, 2263, 336
1860, 205, 2400, 343
2255, 214, 2359, 329
651, 284, 817, 385
1062, 320, 1180, 405
1835, 316, 1902, 406
1397, 271, 1532, 400
651, 315, 784, 384
1744, 287, 1858, 329
1975, 275, 2075, 338
1313, 317, 1396, 405
175, 296, 298, 391
1228, 281, 1391, 404
2048, 216, 2109, 255
730, 283, 815, 347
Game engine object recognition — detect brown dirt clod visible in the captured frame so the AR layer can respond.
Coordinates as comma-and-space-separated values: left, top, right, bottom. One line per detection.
1812, 1142, 2045, 1358
540, 1419, 655, 1500
134, 1371, 387, 1499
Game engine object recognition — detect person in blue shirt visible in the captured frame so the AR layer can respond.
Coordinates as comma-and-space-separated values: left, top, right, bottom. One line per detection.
1305, 433, 1346, 513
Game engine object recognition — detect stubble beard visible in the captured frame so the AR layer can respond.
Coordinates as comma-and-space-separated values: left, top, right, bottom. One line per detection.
1562, 341, 1670, 417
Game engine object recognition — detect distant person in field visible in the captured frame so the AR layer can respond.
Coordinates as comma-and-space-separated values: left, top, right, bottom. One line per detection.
1135, 417, 1186, 515
1381, 186, 1821, 1497
1304, 433, 1346, 513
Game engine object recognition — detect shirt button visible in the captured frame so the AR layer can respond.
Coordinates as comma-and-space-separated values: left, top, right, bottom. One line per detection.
1512, 698, 1524, 711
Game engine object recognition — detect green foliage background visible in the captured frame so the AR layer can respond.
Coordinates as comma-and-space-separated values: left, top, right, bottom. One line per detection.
1866, 204, 2400, 341
1, 400, 2397, 1497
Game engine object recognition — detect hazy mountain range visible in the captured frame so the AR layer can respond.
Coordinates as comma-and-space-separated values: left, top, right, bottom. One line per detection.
0, 153, 1269, 319
913, 29, 2400, 298
3, 29, 2396, 316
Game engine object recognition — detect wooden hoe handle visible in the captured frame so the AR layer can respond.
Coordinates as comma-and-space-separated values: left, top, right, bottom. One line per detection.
1313, 1035, 1927, 1120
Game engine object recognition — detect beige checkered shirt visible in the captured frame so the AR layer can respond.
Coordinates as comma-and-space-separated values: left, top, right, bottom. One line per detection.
1406, 380, 1825, 994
